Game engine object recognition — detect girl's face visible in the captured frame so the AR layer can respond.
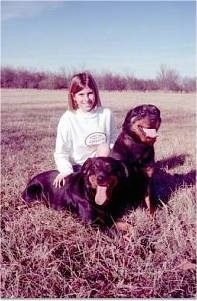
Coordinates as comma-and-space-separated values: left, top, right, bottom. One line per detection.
73, 87, 96, 112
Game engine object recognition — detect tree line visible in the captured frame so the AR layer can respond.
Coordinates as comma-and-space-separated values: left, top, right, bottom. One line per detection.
1, 65, 196, 92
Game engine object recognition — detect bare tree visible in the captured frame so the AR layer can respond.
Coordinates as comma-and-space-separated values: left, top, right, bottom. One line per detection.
156, 65, 181, 91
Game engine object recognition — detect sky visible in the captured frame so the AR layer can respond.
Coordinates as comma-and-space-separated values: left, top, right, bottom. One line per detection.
1, 0, 196, 79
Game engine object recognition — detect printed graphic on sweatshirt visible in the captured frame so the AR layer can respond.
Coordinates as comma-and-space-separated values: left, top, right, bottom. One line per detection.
85, 132, 107, 146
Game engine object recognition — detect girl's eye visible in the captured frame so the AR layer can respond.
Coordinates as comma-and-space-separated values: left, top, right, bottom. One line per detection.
78, 93, 93, 97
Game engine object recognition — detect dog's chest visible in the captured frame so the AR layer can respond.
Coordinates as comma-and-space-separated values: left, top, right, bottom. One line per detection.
124, 139, 154, 167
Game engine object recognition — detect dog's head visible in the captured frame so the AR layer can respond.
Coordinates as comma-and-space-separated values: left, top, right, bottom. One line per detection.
122, 104, 161, 145
22, 181, 43, 202
81, 156, 126, 206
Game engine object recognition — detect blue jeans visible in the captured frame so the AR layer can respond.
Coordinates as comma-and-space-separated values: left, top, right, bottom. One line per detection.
73, 164, 82, 173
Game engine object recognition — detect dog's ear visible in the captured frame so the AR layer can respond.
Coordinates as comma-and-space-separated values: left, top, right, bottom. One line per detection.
122, 108, 136, 130
81, 158, 93, 175
22, 183, 43, 202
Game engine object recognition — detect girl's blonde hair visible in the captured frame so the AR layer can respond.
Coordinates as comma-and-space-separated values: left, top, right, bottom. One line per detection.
67, 72, 101, 110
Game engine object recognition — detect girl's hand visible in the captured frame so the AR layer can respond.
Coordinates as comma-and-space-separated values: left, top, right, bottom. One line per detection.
53, 173, 67, 188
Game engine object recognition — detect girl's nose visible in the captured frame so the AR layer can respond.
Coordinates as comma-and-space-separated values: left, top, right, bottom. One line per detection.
85, 94, 89, 101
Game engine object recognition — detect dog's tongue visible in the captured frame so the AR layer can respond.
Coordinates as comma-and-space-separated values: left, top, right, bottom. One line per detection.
95, 185, 107, 205
143, 128, 157, 138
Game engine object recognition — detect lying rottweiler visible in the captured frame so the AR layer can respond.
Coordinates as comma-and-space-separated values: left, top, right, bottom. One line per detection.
110, 104, 161, 214
22, 157, 127, 226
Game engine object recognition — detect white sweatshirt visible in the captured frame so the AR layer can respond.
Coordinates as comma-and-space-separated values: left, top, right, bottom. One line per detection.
54, 106, 118, 176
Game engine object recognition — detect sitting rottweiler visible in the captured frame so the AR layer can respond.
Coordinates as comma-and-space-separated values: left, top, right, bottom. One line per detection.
22, 157, 127, 226
110, 104, 161, 214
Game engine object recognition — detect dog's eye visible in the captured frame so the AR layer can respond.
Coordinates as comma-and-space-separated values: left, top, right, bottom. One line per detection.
140, 111, 147, 117
104, 163, 112, 172
151, 108, 159, 115
94, 161, 101, 169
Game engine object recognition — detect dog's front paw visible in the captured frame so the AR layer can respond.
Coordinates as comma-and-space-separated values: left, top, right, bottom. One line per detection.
115, 221, 130, 232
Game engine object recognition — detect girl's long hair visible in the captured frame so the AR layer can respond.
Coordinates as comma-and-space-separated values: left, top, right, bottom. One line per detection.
67, 72, 101, 110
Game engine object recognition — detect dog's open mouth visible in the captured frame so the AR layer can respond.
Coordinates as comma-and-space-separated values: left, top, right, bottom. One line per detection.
142, 128, 158, 138
89, 175, 117, 206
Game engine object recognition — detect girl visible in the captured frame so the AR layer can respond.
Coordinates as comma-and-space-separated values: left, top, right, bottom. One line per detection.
53, 72, 118, 188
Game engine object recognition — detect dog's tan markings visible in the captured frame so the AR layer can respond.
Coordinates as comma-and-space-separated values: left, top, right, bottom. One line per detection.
144, 187, 155, 216
88, 175, 97, 189
115, 221, 130, 232
132, 120, 147, 142
142, 166, 154, 178
123, 134, 133, 147
145, 193, 151, 212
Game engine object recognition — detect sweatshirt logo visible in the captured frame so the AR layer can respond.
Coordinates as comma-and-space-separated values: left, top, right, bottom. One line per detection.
85, 132, 107, 146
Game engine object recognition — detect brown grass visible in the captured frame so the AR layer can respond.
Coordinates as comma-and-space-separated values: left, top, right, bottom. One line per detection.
1, 89, 196, 298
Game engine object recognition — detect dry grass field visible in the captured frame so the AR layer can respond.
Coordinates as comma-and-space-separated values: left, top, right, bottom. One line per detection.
1, 88, 196, 298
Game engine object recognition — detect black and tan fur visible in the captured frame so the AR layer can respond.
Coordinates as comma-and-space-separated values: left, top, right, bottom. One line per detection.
110, 104, 161, 214
22, 157, 127, 225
